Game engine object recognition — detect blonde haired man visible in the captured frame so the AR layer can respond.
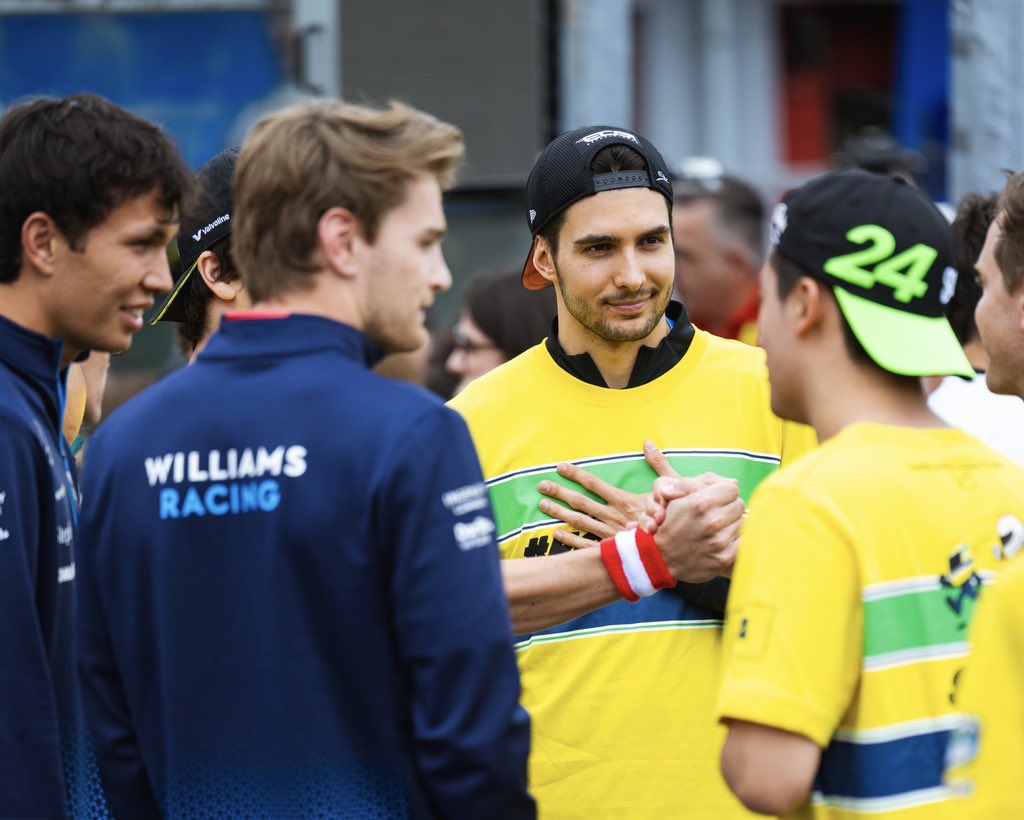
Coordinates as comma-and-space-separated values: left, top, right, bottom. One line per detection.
78, 100, 534, 818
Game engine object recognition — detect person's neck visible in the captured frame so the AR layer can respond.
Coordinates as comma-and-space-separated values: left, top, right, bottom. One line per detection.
192, 299, 238, 363
804, 356, 946, 442
961, 337, 989, 371
248, 274, 363, 331
0, 281, 77, 368
557, 314, 670, 389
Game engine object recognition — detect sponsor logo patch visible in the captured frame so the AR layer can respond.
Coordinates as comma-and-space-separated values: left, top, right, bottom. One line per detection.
575, 129, 640, 146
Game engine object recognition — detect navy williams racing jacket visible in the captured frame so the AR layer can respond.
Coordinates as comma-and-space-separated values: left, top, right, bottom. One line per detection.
0, 314, 100, 818
77, 313, 534, 819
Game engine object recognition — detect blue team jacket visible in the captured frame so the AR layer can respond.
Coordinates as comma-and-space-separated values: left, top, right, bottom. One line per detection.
0, 314, 90, 818
78, 314, 534, 819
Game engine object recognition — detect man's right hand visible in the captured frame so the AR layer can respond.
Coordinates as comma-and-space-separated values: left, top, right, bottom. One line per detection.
641, 474, 745, 582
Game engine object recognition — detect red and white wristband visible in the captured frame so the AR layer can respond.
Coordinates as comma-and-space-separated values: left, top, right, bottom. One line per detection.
600, 528, 677, 603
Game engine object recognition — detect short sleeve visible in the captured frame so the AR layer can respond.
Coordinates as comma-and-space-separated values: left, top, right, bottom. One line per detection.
716, 481, 862, 747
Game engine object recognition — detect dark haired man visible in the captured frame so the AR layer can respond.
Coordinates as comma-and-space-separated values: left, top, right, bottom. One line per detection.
700, 170, 1024, 816
448, 125, 813, 817
671, 163, 766, 344
0, 92, 191, 817
150, 147, 250, 360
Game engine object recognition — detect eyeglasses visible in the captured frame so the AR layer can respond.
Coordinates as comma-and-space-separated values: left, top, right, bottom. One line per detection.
452, 327, 499, 354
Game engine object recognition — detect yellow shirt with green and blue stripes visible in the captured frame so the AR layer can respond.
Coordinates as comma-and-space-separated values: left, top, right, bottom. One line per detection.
450, 329, 814, 819
717, 422, 1024, 818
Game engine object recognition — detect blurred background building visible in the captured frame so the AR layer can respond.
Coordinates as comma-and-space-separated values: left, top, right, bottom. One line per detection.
0, 0, 1018, 397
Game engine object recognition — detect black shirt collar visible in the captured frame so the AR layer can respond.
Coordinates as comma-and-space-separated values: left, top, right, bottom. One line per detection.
544, 300, 695, 388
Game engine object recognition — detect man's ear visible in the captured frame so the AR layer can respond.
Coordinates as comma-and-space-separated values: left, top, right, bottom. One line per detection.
197, 251, 245, 302
791, 277, 826, 338
21, 211, 62, 277
317, 206, 361, 279
532, 237, 559, 287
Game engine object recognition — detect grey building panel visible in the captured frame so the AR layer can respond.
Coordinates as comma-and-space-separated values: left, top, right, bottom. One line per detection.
951, 0, 1024, 201
340, 0, 548, 187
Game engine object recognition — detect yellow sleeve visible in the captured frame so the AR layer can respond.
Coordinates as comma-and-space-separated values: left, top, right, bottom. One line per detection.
716, 481, 861, 747
949, 561, 1024, 817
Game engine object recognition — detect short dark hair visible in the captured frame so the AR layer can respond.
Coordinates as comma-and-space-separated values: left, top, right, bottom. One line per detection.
464, 269, 557, 359
947, 192, 998, 345
538, 143, 651, 258
675, 176, 766, 267
996, 171, 1024, 293
0, 93, 193, 282
175, 237, 240, 355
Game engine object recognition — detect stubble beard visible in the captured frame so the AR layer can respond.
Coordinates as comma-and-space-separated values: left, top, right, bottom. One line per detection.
555, 263, 671, 343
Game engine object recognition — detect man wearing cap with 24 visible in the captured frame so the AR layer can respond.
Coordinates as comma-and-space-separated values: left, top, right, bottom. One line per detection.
448, 126, 813, 817
695, 170, 1024, 817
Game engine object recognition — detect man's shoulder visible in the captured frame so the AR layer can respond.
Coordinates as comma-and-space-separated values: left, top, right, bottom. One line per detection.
448, 343, 549, 416
98, 355, 456, 461
0, 362, 36, 417
0, 365, 53, 449
751, 429, 854, 503
696, 330, 768, 377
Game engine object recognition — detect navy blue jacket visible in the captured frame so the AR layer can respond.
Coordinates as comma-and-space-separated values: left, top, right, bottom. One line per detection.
78, 314, 534, 819
0, 315, 100, 818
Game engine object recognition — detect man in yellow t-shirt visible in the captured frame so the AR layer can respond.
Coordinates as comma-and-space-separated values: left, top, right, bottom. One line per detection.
449, 125, 812, 818
667, 170, 1024, 818
943, 170, 1024, 816
946, 554, 1024, 817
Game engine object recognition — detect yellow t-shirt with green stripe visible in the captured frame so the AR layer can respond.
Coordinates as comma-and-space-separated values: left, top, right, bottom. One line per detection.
449, 329, 814, 819
717, 422, 1024, 818
946, 553, 1024, 817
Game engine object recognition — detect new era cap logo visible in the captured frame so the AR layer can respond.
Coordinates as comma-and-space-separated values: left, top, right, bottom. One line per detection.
770, 203, 788, 245
939, 267, 958, 305
575, 129, 640, 146
529, 209, 537, 224
656, 170, 669, 184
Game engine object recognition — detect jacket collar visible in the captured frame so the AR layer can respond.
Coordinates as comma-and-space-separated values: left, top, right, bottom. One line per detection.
0, 313, 67, 427
204, 312, 385, 369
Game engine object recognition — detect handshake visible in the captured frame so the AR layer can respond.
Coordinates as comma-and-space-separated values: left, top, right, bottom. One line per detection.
538, 440, 745, 587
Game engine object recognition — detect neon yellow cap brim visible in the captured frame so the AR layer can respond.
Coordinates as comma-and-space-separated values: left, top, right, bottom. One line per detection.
834, 286, 975, 378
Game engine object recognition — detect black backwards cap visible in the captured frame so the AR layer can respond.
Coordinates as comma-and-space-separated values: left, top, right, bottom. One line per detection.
522, 125, 674, 290
771, 169, 973, 378
151, 147, 239, 325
